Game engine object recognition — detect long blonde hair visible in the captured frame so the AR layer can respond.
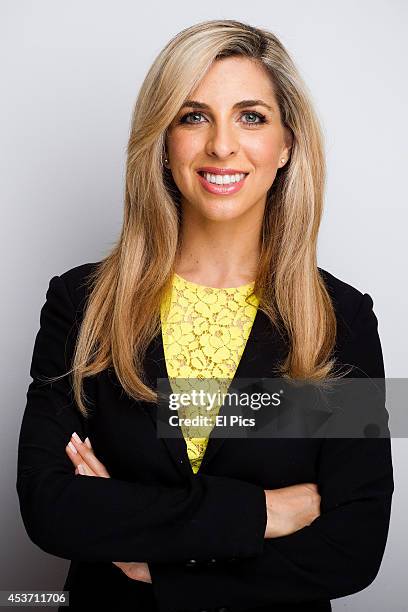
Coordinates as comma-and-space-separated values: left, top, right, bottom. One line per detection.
60, 19, 348, 417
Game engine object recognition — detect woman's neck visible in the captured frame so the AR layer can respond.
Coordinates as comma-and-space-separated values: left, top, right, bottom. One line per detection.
175, 232, 260, 289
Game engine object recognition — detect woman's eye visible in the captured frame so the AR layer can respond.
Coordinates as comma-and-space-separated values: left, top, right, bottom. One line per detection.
241, 112, 266, 126
180, 112, 206, 124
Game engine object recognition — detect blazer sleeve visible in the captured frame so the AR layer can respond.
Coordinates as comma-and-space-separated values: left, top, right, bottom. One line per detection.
16, 274, 267, 564
149, 292, 395, 612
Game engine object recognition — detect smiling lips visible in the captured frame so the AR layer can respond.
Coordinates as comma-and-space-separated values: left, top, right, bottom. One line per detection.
196, 168, 249, 195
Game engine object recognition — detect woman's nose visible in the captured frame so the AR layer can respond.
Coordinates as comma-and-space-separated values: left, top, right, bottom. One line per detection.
204, 123, 240, 159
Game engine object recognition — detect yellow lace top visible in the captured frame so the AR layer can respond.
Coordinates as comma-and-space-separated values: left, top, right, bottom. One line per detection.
160, 273, 260, 474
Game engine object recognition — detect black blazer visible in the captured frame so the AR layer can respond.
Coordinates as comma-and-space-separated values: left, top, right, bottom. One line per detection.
16, 262, 394, 612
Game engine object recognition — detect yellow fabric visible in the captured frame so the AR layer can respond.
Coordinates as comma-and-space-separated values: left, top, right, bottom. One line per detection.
160, 273, 260, 474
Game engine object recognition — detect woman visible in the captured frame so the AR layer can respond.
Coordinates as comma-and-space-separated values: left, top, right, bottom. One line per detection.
16, 19, 394, 612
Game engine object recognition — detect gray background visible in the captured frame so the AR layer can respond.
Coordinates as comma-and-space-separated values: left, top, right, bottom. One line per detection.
1, 0, 406, 609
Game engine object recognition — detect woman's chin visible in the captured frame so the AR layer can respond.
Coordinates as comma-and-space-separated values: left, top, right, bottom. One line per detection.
192, 197, 250, 221
198, 206, 246, 223
179, 191, 258, 222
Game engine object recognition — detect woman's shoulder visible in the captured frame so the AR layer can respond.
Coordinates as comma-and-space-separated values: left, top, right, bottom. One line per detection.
57, 260, 102, 311
318, 266, 380, 349
318, 265, 365, 301
318, 266, 370, 314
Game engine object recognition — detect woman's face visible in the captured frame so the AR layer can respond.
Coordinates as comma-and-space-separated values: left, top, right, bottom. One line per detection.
165, 56, 292, 222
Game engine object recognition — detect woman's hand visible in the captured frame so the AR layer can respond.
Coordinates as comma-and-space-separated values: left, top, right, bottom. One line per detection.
65, 432, 110, 477
112, 560, 152, 583
264, 483, 321, 538
65, 432, 152, 584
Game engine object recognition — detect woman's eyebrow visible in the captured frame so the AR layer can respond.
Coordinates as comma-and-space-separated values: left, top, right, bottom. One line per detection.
180, 99, 274, 112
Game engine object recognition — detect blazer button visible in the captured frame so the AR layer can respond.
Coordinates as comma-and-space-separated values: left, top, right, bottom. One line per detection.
185, 559, 198, 568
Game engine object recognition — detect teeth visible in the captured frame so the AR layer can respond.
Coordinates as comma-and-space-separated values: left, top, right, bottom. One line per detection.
202, 172, 246, 185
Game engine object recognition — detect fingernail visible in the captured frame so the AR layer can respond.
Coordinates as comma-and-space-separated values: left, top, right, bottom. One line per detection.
72, 431, 82, 444
78, 464, 85, 475
68, 441, 77, 454
85, 437, 91, 448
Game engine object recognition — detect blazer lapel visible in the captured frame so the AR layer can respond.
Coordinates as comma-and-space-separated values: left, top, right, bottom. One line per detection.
142, 307, 288, 478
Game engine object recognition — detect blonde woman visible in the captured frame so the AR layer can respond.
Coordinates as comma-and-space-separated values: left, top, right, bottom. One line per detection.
17, 19, 393, 612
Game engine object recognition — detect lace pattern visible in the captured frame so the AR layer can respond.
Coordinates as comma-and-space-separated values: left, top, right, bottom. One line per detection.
160, 273, 259, 473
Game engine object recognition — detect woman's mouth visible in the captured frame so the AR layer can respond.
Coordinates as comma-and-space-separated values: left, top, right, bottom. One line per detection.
196, 170, 249, 195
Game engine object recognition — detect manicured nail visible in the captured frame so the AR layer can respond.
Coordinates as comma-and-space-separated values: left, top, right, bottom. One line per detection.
85, 437, 91, 448
68, 441, 77, 454
72, 431, 82, 444
78, 464, 85, 475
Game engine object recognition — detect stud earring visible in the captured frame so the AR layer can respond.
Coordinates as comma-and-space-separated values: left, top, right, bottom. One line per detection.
280, 158, 285, 164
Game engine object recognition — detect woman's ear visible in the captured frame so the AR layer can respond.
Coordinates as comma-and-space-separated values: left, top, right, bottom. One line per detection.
282, 126, 293, 162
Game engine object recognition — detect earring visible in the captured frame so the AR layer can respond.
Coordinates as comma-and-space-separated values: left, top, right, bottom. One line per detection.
280, 158, 285, 164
